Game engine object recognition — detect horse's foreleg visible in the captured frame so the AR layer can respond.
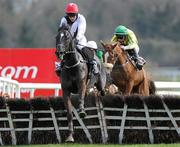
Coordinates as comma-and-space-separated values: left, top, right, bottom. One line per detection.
123, 82, 134, 95
139, 80, 149, 96
78, 83, 87, 118
64, 94, 74, 142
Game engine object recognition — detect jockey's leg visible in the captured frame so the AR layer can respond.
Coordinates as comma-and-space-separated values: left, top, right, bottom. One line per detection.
128, 49, 145, 70
81, 47, 99, 75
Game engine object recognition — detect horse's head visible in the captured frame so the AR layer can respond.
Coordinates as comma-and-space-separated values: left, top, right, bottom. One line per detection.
101, 41, 117, 64
101, 41, 117, 54
113, 42, 124, 56
112, 42, 131, 67
55, 24, 75, 59
101, 41, 128, 65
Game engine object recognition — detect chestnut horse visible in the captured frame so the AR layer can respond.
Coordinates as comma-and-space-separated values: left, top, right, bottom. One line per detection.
101, 41, 155, 96
55, 25, 106, 142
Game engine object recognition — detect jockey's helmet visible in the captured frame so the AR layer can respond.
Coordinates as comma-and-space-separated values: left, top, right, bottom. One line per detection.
65, 3, 79, 13
114, 25, 128, 35
87, 41, 97, 49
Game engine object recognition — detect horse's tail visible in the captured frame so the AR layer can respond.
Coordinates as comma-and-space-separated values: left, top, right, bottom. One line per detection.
148, 80, 156, 95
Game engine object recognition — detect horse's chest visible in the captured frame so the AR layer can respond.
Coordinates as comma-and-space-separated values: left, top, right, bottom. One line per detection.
111, 68, 128, 80
61, 69, 86, 88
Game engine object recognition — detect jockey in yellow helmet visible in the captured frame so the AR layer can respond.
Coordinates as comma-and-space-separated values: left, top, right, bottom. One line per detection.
111, 25, 146, 70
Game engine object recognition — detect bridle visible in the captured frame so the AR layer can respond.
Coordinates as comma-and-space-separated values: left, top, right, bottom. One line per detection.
56, 26, 80, 68
56, 28, 76, 55
112, 43, 129, 67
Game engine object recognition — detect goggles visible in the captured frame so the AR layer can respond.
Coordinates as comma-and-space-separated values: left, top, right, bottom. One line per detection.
67, 13, 77, 17
116, 35, 125, 40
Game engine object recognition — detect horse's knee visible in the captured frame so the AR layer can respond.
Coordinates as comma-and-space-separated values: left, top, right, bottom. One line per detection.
100, 90, 105, 96
67, 113, 73, 121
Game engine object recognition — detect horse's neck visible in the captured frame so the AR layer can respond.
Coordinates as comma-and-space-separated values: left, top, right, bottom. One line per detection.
64, 46, 81, 65
116, 51, 127, 64
107, 54, 115, 64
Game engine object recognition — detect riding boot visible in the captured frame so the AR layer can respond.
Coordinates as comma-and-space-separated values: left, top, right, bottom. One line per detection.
131, 50, 145, 70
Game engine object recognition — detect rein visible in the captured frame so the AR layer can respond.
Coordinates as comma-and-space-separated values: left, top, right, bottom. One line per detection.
63, 50, 82, 69
116, 59, 129, 67
64, 60, 80, 69
113, 44, 130, 68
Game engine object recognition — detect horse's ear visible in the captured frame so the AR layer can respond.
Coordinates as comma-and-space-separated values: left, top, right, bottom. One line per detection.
60, 23, 70, 31
100, 40, 105, 48
112, 42, 118, 49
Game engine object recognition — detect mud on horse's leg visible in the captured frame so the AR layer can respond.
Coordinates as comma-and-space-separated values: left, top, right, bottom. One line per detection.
64, 94, 74, 142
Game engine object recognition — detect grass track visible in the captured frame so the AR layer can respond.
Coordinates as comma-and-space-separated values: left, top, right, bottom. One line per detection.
4, 144, 180, 147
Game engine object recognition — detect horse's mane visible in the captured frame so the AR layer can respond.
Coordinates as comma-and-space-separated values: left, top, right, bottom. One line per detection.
58, 24, 70, 32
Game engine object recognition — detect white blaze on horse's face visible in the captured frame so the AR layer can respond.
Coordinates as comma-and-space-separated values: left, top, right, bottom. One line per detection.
60, 33, 64, 38
58, 33, 66, 52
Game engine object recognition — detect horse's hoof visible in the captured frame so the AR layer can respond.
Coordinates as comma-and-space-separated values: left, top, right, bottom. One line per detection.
65, 135, 74, 143
78, 110, 87, 119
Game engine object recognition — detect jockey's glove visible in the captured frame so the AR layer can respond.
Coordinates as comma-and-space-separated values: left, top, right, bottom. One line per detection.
121, 45, 126, 50
121, 45, 130, 50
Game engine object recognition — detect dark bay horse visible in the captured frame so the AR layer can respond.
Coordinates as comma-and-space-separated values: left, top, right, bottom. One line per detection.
55, 25, 106, 142
101, 41, 156, 96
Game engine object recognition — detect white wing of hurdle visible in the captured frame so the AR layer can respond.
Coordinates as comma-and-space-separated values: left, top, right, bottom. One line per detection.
0, 76, 20, 98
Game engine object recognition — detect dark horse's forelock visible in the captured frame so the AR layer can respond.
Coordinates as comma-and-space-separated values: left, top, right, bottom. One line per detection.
56, 25, 73, 56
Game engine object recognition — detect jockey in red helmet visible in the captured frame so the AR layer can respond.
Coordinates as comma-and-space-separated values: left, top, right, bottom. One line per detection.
65, 3, 79, 13
59, 3, 87, 50
55, 3, 100, 76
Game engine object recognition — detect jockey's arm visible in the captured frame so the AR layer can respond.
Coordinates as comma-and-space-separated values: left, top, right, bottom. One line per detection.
122, 30, 139, 50
111, 35, 138, 50
76, 16, 86, 42
122, 43, 139, 50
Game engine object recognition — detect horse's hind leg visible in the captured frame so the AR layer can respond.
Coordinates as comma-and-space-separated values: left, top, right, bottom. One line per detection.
96, 73, 106, 96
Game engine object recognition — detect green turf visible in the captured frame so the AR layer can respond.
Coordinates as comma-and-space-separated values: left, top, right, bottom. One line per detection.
4, 143, 180, 147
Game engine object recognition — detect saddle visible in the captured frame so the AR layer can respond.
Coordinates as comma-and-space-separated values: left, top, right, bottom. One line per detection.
77, 47, 96, 78
126, 50, 146, 70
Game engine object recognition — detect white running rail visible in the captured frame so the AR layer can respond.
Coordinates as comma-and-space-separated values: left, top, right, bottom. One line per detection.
155, 81, 180, 96
0, 76, 180, 98
19, 83, 61, 98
